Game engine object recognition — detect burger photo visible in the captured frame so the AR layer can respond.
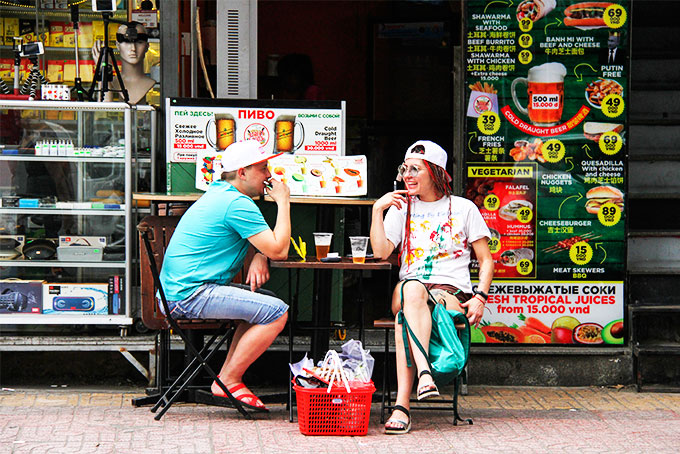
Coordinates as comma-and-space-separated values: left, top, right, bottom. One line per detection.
585, 185, 624, 214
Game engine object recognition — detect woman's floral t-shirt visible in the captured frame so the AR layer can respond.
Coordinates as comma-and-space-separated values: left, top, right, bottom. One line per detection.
383, 195, 491, 293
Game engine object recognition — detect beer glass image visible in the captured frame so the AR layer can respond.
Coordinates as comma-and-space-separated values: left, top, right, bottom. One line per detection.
511, 63, 567, 126
205, 113, 236, 150
275, 115, 305, 153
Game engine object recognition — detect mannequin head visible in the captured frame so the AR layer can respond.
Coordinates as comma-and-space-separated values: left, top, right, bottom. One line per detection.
116, 22, 149, 66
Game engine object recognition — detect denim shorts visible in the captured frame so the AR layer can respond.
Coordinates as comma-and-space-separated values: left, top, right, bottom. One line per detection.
163, 283, 288, 325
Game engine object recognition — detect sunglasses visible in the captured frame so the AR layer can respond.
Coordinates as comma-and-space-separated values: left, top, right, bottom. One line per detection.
397, 164, 423, 178
116, 33, 149, 44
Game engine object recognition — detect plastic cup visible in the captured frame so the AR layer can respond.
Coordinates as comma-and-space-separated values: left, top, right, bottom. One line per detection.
313, 232, 333, 259
349, 236, 369, 264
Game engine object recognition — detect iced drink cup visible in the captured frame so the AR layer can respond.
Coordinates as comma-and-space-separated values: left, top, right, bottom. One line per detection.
349, 236, 369, 264
313, 232, 333, 259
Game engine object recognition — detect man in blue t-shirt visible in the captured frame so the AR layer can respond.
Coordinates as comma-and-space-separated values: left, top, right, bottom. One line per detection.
160, 140, 290, 412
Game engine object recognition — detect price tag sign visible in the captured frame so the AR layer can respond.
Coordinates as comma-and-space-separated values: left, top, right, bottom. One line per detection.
599, 132, 623, 155
517, 206, 533, 224
604, 4, 627, 29
543, 139, 565, 163
484, 194, 500, 211
569, 241, 593, 265
519, 33, 533, 48
518, 17, 533, 32
598, 202, 622, 226
517, 258, 533, 275
602, 94, 625, 118
477, 111, 501, 135
518, 49, 533, 65
488, 236, 501, 254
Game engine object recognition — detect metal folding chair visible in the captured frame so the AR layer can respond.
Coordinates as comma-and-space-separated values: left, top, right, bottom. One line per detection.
373, 318, 473, 426
137, 220, 251, 420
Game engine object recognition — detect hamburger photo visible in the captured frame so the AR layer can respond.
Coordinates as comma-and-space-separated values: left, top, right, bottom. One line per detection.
499, 199, 533, 221
583, 122, 624, 142
585, 185, 624, 214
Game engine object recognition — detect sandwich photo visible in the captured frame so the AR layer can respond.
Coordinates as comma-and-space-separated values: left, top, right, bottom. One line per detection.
500, 248, 534, 266
564, 2, 613, 27
499, 199, 533, 221
585, 185, 624, 214
583, 122, 624, 142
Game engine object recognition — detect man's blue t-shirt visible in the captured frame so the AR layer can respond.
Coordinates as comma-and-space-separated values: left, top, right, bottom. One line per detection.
160, 180, 270, 302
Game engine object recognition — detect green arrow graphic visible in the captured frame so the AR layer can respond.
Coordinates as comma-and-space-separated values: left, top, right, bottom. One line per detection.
558, 193, 584, 219
544, 18, 562, 34
565, 157, 574, 172
595, 242, 607, 264
574, 63, 597, 82
582, 144, 593, 159
484, 0, 514, 13
468, 131, 479, 153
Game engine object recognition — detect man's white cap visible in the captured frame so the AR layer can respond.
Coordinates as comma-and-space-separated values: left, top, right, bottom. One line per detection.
403, 140, 452, 182
221, 140, 283, 172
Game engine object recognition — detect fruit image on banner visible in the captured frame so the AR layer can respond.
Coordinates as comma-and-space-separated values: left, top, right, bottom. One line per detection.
464, 0, 629, 344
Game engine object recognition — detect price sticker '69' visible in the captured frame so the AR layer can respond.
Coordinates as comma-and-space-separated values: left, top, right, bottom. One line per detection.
604, 4, 627, 28
517, 206, 533, 224
569, 241, 593, 265
543, 139, 565, 163
517, 259, 533, 275
602, 94, 624, 118
477, 111, 501, 135
599, 132, 623, 155
484, 194, 500, 211
598, 202, 622, 226
519, 33, 533, 48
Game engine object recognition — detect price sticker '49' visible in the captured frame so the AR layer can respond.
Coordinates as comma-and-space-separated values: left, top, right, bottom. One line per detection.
599, 132, 623, 155
569, 241, 593, 266
604, 4, 627, 29
484, 194, 500, 211
598, 202, 622, 226
488, 236, 501, 254
542, 139, 565, 163
517, 206, 533, 224
602, 94, 624, 118
477, 111, 501, 135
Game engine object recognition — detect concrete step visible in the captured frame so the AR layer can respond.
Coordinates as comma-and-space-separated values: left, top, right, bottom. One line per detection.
627, 236, 680, 274
628, 124, 680, 157
630, 59, 680, 90
628, 160, 680, 197
629, 91, 680, 120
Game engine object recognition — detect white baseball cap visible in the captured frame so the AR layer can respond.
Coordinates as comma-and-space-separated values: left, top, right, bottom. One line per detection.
403, 140, 452, 182
220, 140, 283, 172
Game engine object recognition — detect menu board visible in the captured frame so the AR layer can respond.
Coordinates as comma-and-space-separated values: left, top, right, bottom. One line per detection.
464, 1, 629, 345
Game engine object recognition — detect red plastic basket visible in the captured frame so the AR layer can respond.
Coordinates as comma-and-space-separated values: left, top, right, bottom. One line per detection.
293, 381, 375, 436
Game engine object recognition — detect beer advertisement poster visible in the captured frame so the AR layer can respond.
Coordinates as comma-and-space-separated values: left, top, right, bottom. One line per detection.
463, 1, 629, 346
165, 98, 346, 190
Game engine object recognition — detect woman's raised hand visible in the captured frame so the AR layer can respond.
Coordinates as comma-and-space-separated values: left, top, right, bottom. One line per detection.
373, 190, 408, 213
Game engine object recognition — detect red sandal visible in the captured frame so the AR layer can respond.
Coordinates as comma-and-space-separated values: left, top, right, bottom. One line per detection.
212, 381, 269, 412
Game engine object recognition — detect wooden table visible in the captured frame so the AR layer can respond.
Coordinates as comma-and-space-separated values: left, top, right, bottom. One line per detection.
271, 256, 392, 422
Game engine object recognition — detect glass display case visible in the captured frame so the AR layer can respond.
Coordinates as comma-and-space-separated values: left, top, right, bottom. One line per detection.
0, 100, 156, 325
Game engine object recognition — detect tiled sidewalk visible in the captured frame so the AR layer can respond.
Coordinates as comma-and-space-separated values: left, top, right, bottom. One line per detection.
1, 386, 678, 453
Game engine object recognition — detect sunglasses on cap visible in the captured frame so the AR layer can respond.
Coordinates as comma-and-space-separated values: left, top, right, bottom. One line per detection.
116, 32, 149, 44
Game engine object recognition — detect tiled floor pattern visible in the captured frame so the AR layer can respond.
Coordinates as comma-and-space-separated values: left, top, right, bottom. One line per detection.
1, 386, 678, 453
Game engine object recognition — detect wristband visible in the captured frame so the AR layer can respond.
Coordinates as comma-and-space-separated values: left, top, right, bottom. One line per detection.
473, 288, 488, 300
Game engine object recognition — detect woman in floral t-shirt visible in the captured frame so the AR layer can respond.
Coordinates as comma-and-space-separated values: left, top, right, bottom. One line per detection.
371, 140, 494, 435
